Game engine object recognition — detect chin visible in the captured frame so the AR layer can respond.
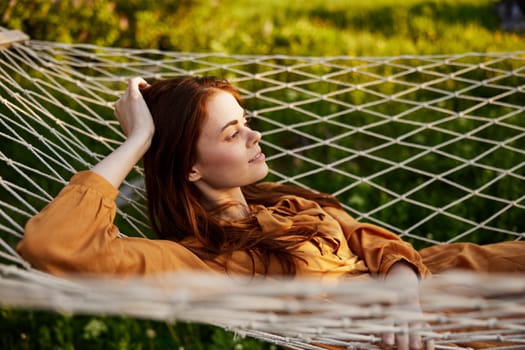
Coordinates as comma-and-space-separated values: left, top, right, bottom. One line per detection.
243, 162, 269, 185
256, 165, 269, 181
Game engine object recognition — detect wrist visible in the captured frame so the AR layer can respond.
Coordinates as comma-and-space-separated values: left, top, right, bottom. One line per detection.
125, 132, 152, 155
385, 261, 420, 300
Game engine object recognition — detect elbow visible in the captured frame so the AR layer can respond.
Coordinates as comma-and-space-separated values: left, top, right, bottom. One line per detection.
17, 215, 69, 274
18, 213, 119, 275
16, 239, 49, 273
17, 218, 52, 272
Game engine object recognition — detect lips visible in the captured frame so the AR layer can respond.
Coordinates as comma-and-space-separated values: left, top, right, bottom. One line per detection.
249, 151, 265, 163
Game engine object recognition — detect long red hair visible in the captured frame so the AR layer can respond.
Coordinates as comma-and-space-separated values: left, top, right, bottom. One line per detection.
141, 76, 342, 275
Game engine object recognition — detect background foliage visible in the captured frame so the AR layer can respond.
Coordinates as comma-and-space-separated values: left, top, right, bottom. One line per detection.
1, 0, 523, 349
2, 0, 524, 56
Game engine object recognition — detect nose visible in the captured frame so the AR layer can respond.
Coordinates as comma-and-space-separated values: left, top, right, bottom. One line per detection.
248, 129, 261, 146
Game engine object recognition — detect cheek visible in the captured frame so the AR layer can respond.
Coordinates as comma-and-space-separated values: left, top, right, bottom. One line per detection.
199, 146, 245, 170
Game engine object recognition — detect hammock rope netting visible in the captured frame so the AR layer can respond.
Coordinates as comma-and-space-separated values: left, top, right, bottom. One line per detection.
0, 28, 524, 349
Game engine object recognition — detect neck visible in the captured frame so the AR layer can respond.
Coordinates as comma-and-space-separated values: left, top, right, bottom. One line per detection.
197, 184, 249, 220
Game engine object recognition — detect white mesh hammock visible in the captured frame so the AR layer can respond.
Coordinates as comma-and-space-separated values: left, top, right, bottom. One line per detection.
1, 28, 524, 349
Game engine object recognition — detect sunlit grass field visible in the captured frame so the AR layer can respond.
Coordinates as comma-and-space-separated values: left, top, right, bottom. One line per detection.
1, 0, 523, 349
150, 0, 523, 56
2, 0, 524, 56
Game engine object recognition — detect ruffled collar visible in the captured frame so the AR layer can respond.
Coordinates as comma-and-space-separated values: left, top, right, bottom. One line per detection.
249, 196, 341, 254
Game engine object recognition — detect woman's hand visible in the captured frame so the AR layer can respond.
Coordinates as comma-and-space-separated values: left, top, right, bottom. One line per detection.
91, 77, 155, 188
114, 77, 155, 146
382, 261, 433, 350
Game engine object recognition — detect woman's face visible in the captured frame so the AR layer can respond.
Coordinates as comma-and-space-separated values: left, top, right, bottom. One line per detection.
190, 91, 268, 190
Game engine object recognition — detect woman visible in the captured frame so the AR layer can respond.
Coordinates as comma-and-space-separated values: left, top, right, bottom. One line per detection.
17, 76, 524, 350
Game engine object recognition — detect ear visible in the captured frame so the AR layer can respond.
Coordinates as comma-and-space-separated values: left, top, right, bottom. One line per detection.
188, 166, 202, 182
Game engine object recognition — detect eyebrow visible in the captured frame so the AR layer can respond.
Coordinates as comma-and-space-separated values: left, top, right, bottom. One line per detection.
220, 119, 239, 133
220, 110, 247, 133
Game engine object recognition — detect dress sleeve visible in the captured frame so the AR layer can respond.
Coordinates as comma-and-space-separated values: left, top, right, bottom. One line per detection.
16, 171, 214, 276
323, 206, 430, 278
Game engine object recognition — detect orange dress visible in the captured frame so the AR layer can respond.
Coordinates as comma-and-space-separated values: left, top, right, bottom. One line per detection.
16, 171, 524, 278
16, 171, 525, 350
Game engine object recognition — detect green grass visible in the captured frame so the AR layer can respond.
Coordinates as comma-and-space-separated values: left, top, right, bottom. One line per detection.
2, 0, 524, 56
1, 308, 275, 350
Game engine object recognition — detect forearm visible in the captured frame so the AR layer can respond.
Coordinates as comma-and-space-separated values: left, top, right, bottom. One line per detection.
91, 134, 151, 189
92, 77, 154, 189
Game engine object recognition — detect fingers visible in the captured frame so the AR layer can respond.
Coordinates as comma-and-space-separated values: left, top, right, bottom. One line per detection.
127, 77, 150, 97
382, 322, 427, 350
114, 77, 149, 115
115, 77, 149, 104
382, 332, 395, 347
408, 326, 422, 349
112, 77, 155, 140
396, 326, 410, 349
129, 76, 148, 87
385, 323, 409, 350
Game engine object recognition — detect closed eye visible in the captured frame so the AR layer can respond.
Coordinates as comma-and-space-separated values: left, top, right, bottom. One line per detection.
223, 113, 253, 141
